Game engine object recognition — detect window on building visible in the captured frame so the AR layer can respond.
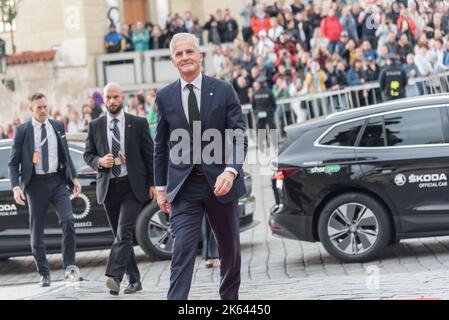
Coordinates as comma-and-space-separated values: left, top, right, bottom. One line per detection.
0, 0, 17, 33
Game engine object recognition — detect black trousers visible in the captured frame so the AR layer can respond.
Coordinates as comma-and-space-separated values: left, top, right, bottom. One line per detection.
26, 174, 76, 276
256, 112, 276, 130
104, 177, 141, 283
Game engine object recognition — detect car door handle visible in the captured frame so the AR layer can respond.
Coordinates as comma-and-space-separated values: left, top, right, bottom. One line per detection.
373, 166, 396, 173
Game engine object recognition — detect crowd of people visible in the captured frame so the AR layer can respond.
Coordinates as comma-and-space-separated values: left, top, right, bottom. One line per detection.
216, 0, 449, 121
104, 9, 241, 53
0, 88, 158, 141
4, 0, 449, 139
102, 0, 449, 127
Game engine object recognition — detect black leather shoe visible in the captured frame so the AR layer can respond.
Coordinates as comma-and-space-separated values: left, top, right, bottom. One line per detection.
124, 281, 142, 294
39, 275, 51, 287
106, 277, 120, 295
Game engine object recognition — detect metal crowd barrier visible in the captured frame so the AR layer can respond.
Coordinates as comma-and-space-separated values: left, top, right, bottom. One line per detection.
242, 71, 449, 131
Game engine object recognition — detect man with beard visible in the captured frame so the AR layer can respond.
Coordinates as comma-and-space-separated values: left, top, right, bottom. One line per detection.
84, 83, 156, 295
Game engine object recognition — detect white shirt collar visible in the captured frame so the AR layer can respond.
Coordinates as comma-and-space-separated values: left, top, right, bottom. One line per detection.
32, 117, 50, 128
107, 109, 125, 124
180, 73, 203, 91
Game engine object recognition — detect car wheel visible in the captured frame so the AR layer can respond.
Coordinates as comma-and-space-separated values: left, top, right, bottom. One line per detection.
135, 203, 173, 260
0, 257, 9, 262
318, 193, 392, 263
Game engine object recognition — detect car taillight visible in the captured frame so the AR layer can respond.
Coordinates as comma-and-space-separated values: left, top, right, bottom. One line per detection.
272, 167, 301, 180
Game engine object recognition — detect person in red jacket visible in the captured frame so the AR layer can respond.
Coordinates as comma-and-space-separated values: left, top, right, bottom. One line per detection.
251, 3, 272, 36
397, 10, 416, 40
320, 8, 343, 55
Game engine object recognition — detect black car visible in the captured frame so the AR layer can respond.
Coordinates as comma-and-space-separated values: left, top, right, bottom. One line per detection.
270, 94, 449, 262
0, 136, 258, 261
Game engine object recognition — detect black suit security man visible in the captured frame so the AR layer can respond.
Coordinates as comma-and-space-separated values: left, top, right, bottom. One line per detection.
84, 83, 156, 295
8, 93, 82, 287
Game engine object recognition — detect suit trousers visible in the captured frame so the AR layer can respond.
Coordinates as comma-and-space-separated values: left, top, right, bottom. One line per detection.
104, 177, 141, 283
26, 174, 76, 276
202, 216, 219, 260
168, 173, 241, 300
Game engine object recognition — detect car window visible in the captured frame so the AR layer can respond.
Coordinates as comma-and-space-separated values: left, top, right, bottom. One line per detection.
0, 148, 9, 179
320, 120, 363, 147
69, 148, 88, 171
384, 108, 445, 146
359, 117, 385, 147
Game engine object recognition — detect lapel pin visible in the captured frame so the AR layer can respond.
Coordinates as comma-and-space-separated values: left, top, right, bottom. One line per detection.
210, 92, 214, 96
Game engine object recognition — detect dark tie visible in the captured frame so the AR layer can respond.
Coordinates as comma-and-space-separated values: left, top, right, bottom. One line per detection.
41, 123, 49, 173
186, 84, 200, 129
111, 119, 121, 177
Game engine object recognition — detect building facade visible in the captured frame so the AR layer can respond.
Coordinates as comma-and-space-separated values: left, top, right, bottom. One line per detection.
0, 0, 313, 124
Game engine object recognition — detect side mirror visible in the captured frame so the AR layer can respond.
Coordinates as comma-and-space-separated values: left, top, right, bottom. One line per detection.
77, 165, 97, 177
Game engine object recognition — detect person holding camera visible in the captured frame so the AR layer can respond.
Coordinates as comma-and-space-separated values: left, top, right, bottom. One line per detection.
104, 24, 123, 53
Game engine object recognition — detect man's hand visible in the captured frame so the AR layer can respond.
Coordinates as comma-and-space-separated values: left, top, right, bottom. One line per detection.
99, 154, 114, 168
72, 178, 82, 197
149, 186, 157, 201
13, 188, 26, 206
214, 171, 236, 197
157, 190, 170, 214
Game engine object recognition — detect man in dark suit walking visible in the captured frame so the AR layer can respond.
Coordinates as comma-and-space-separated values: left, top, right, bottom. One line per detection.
155, 33, 247, 300
9, 93, 82, 287
84, 83, 156, 295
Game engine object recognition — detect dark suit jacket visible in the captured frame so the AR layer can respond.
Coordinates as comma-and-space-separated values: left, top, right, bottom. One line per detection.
84, 113, 154, 205
8, 119, 78, 192
155, 74, 248, 204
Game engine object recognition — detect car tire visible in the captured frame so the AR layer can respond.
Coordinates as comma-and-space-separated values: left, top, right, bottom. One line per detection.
0, 257, 9, 262
135, 203, 173, 261
318, 193, 392, 263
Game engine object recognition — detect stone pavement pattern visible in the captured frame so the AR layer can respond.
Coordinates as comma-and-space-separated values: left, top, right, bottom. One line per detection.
1, 165, 449, 300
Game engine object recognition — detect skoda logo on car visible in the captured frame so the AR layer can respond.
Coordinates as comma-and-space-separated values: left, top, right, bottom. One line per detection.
394, 174, 407, 187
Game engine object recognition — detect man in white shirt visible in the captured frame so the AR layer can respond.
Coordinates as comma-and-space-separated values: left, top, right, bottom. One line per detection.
9, 93, 81, 287
155, 33, 247, 300
84, 83, 156, 295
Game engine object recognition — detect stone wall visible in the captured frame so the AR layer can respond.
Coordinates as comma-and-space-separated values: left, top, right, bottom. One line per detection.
0, 60, 92, 127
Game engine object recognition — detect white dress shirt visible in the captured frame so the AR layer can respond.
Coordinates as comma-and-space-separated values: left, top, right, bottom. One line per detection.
32, 117, 58, 175
106, 110, 128, 178
156, 73, 237, 191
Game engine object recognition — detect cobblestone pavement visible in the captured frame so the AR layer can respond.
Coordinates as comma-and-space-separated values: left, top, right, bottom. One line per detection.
2, 164, 449, 300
